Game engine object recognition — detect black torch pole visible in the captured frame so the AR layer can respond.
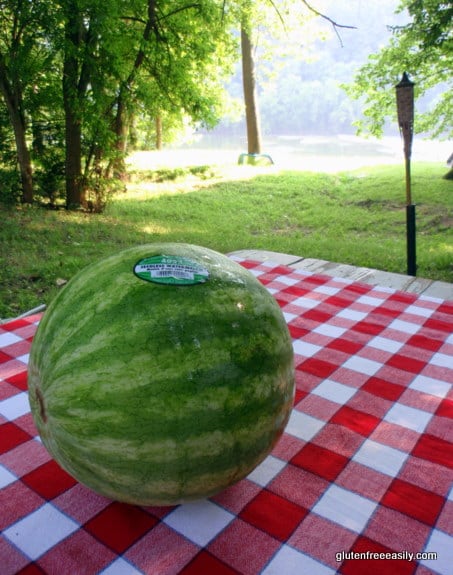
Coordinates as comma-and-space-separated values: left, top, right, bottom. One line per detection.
396, 73, 416, 277
406, 206, 416, 276
405, 156, 416, 276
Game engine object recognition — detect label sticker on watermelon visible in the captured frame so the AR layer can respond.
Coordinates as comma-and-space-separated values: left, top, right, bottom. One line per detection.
133, 255, 210, 285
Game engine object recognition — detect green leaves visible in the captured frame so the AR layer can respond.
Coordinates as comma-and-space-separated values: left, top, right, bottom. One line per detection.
347, 0, 452, 138
1, 0, 239, 207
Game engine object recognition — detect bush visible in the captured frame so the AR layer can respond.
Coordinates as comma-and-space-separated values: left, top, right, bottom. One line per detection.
34, 156, 66, 207
0, 167, 22, 205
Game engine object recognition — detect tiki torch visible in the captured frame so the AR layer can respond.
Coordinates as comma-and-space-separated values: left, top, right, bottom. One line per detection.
395, 72, 416, 276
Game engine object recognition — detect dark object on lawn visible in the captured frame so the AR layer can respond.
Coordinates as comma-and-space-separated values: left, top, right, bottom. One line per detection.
238, 153, 274, 166
444, 153, 453, 180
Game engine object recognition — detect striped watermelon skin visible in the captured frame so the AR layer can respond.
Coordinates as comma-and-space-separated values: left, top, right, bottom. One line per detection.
28, 243, 294, 505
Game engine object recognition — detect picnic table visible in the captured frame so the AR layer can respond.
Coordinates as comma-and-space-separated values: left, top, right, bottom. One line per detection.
1, 257, 452, 575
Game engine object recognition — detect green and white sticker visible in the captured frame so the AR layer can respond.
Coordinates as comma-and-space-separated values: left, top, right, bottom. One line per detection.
133, 255, 210, 285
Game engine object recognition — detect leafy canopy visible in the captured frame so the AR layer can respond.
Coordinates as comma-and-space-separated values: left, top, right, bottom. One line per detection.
346, 0, 452, 138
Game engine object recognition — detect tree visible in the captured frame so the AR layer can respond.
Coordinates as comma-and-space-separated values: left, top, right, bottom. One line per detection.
1, 0, 238, 209
346, 0, 452, 139
110, 0, 236, 179
0, 1, 50, 203
58, 0, 237, 208
241, 19, 262, 155
235, 0, 355, 159
235, 0, 291, 160
61, 0, 89, 208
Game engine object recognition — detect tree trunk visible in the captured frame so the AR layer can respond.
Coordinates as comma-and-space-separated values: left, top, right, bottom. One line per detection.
111, 0, 160, 177
241, 26, 262, 155
156, 115, 163, 150
0, 63, 34, 203
112, 90, 128, 180
64, 100, 84, 208
62, 7, 86, 209
15, 127, 33, 204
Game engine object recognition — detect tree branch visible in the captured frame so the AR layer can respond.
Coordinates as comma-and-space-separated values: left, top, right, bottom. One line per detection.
300, 0, 356, 47
266, 0, 287, 31
158, 4, 202, 23
121, 16, 147, 25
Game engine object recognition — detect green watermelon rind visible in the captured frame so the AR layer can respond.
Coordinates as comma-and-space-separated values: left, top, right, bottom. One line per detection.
28, 243, 294, 505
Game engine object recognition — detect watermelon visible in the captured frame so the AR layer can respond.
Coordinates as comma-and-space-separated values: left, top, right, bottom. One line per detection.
28, 243, 294, 506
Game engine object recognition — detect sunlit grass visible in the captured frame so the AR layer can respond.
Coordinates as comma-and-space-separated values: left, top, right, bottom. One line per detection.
1, 160, 451, 319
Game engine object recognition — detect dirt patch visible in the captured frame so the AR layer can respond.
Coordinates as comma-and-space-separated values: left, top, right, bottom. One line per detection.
420, 215, 453, 231
350, 199, 402, 210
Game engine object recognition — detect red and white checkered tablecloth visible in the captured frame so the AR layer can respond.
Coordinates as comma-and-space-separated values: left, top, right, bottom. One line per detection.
1, 259, 452, 575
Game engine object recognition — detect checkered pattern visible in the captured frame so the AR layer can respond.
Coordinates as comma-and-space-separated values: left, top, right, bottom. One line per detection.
1, 258, 452, 575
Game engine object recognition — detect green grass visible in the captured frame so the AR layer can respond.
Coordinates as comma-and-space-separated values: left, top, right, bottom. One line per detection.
1, 161, 452, 319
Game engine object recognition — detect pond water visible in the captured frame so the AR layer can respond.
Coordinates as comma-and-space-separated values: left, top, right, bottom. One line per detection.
264, 135, 451, 172
129, 135, 451, 173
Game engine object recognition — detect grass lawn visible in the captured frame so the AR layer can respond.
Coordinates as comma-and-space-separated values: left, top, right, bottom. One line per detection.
1, 160, 452, 320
